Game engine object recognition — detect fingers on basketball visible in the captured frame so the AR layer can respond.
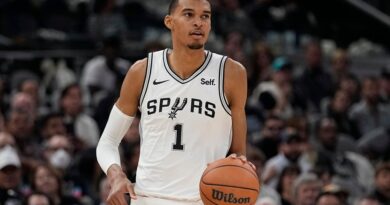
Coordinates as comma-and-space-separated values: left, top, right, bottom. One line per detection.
127, 183, 137, 199
200, 157, 261, 205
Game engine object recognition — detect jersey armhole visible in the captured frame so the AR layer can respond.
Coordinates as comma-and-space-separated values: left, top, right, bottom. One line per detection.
218, 56, 231, 115
139, 52, 153, 107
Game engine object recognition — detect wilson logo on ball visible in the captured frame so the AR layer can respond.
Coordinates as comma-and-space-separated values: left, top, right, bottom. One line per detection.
211, 189, 250, 204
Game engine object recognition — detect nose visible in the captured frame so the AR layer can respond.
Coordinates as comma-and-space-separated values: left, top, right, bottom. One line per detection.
193, 17, 202, 27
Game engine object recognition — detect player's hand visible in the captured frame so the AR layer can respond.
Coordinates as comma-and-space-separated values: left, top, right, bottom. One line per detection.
228, 153, 257, 171
107, 174, 136, 205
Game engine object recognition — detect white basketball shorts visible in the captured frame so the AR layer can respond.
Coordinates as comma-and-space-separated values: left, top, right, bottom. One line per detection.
131, 196, 204, 205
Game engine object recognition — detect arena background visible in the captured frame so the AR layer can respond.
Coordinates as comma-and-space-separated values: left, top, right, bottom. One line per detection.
0, 0, 389, 205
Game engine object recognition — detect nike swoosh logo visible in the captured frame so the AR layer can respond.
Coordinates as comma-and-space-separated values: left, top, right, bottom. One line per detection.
153, 79, 169, 85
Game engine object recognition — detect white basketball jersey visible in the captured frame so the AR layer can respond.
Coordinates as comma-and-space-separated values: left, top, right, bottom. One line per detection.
136, 49, 232, 201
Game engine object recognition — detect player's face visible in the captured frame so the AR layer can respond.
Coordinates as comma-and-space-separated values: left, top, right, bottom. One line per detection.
165, 0, 211, 49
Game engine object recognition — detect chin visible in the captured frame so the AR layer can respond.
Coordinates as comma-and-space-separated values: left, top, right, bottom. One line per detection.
187, 43, 204, 50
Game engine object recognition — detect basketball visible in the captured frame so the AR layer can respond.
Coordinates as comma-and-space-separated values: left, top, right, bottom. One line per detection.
199, 157, 260, 205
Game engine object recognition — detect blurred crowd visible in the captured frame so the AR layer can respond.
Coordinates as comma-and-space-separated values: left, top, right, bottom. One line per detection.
0, 0, 390, 205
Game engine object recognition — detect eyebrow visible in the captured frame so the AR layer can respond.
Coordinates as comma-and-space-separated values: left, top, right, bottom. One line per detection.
181, 8, 211, 14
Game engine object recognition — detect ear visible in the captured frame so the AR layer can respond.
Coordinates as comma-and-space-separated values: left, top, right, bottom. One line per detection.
164, 15, 173, 30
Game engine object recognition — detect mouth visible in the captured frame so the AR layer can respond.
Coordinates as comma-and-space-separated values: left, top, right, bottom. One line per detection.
189, 31, 204, 38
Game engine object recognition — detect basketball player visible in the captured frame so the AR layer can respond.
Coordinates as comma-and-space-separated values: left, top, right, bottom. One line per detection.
96, 0, 251, 204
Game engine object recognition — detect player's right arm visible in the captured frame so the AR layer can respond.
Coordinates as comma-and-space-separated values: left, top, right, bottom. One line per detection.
96, 58, 147, 205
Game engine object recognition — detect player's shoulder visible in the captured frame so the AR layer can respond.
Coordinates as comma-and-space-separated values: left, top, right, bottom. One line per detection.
129, 58, 148, 73
224, 57, 246, 72
128, 49, 165, 73
121, 58, 148, 88
223, 57, 247, 80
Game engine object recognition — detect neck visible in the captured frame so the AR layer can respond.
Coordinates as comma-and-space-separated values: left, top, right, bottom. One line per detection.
168, 47, 206, 79
282, 190, 292, 201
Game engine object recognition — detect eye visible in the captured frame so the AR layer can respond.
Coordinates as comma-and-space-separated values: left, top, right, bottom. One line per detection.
201, 14, 210, 19
184, 12, 193, 17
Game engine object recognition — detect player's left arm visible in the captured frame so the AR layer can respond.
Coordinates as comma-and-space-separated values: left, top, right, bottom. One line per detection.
224, 58, 248, 157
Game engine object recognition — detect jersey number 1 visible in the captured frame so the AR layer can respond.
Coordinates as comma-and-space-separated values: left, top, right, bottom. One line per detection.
173, 124, 184, 150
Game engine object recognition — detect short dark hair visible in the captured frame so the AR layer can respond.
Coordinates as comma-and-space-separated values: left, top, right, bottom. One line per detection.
168, 0, 179, 14
168, 0, 210, 14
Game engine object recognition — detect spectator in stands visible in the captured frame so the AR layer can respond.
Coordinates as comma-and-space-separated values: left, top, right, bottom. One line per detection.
7, 93, 39, 160
322, 89, 360, 139
251, 115, 285, 160
310, 166, 334, 189
320, 184, 349, 205
81, 35, 131, 109
24, 192, 53, 205
248, 42, 274, 94
349, 77, 390, 137
17, 78, 50, 116
18, 79, 39, 109
6, 108, 40, 159
330, 49, 355, 85
370, 162, 390, 205
286, 117, 310, 145
38, 113, 67, 142
294, 40, 333, 113
10, 92, 37, 119
31, 163, 81, 205
0, 135, 23, 205
247, 144, 281, 205
42, 135, 90, 201
315, 192, 342, 205
292, 173, 322, 205
263, 128, 310, 189
338, 74, 361, 104
276, 165, 301, 205
313, 117, 357, 157
42, 135, 74, 172
39, 58, 77, 110
250, 57, 296, 120
312, 117, 374, 198
223, 31, 249, 67
248, 56, 301, 132
42, 134, 90, 202
1, 130, 41, 186
358, 126, 390, 162
59, 83, 99, 148
287, 116, 322, 176
270, 57, 297, 118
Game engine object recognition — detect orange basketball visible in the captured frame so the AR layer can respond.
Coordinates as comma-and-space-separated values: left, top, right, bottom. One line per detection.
199, 157, 260, 205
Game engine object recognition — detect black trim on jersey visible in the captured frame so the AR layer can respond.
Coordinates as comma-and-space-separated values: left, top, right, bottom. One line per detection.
163, 48, 212, 84
139, 52, 153, 106
218, 56, 231, 115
